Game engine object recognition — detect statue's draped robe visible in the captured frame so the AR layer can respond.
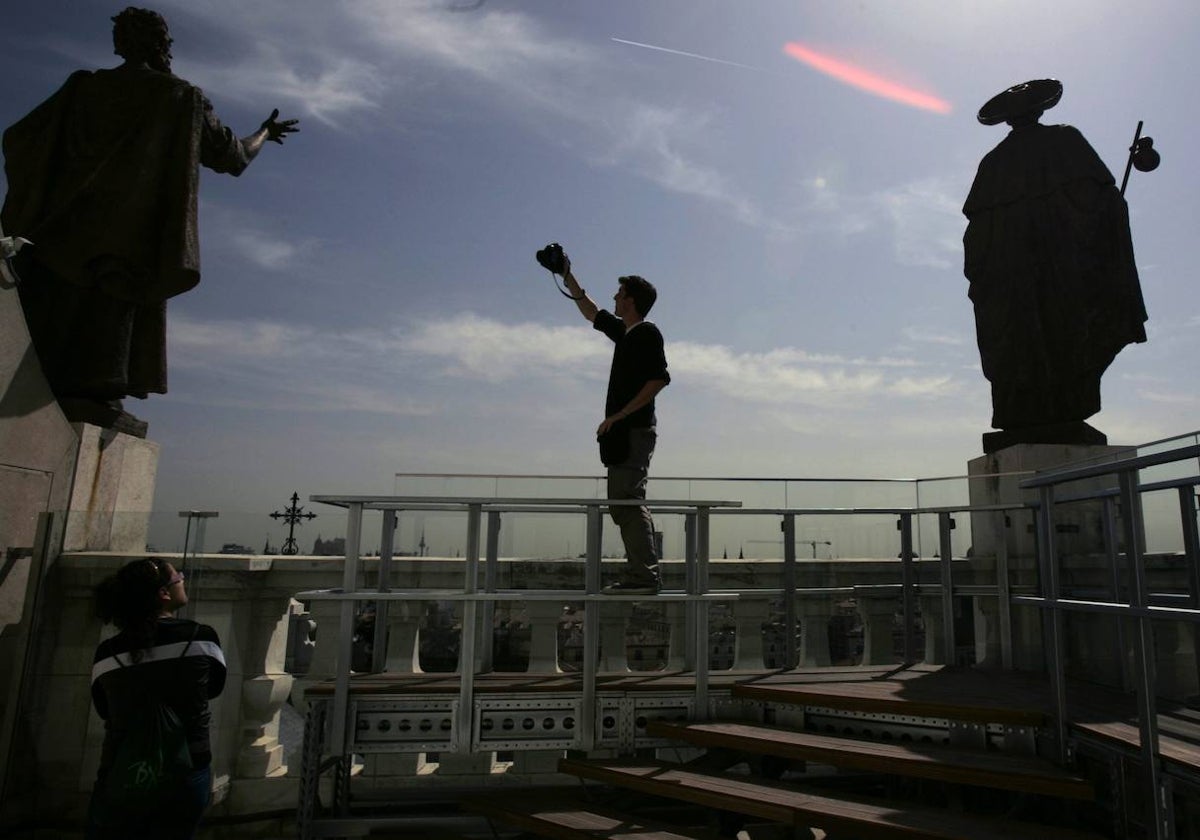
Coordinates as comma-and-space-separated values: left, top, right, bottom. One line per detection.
963, 123, 1147, 430
2, 65, 249, 400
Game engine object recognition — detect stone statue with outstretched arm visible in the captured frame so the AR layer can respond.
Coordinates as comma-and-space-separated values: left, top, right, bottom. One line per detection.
1, 6, 299, 436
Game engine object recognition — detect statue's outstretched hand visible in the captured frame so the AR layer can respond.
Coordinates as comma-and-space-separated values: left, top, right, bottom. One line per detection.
261, 109, 300, 144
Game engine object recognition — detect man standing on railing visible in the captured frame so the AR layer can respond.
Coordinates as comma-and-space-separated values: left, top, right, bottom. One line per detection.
561, 252, 670, 594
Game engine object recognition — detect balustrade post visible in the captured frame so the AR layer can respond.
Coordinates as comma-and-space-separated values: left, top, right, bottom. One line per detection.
856, 587, 900, 666
730, 595, 768, 669
185, 560, 299, 814
665, 600, 688, 669
600, 602, 632, 672
920, 592, 947, 664
797, 595, 833, 667
232, 592, 294, 781
525, 600, 564, 673
383, 600, 423, 673
973, 594, 1003, 668
291, 597, 344, 711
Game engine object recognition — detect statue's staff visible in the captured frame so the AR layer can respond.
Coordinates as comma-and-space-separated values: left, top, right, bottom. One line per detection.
1120, 120, 1161, 195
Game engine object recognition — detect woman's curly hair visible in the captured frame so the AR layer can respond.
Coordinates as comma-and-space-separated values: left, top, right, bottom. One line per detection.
95, 558, 173, 657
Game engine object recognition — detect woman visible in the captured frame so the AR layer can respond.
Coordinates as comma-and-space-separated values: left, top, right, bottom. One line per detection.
87, 558, 226, 840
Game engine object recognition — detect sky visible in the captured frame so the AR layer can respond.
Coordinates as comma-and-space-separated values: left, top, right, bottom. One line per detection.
2, 1, 1198, 552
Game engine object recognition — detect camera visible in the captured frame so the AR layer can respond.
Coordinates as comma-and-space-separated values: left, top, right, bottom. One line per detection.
535, 242, 567, 274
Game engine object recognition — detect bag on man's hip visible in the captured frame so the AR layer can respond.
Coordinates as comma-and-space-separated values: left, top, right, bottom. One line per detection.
598, 423, 630, 466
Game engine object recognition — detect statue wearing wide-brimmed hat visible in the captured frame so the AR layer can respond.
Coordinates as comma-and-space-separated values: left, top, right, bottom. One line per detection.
963, 79, 1148, 452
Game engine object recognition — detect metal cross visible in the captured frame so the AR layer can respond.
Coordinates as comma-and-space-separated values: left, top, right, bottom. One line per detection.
270, 491, 316, 555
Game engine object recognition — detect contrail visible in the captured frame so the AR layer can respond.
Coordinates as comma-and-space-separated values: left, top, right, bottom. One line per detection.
611, 38, 768, 73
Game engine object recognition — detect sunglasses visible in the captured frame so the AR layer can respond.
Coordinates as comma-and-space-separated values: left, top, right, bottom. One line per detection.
161, 572, 185, 589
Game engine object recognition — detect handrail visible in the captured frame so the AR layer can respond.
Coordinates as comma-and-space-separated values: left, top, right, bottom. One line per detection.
1015, 441, 1200, 840
1019, 443, 1200, 488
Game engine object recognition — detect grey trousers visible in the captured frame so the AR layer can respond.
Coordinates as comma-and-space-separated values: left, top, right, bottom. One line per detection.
606, 427, 658, 582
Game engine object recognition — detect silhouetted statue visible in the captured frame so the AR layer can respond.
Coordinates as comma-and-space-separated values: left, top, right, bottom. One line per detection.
963, 79, 1147, 452
1, 7, 298, 436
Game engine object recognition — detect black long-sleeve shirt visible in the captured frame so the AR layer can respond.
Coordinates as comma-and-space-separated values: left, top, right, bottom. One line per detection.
91, 617, 226, 769
594, 310, 670, 428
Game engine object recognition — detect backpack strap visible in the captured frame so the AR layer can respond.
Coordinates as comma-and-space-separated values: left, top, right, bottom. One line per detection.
110, 621, 201, 668
178, 621, 200, 658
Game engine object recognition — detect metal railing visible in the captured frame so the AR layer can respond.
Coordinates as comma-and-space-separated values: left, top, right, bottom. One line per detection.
294, 440, 1200, 839
295, 495, 742, 757
1017, 443, 1200, 840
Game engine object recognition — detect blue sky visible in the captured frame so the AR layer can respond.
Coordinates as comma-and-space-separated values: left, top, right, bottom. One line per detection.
2, 1, 1198, 548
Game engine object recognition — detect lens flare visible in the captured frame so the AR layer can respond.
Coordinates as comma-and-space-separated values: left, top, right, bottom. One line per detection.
783, 42, 951, 115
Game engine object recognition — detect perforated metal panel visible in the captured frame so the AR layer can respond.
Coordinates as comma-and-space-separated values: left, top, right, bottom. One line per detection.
474, 696, 583, 750
350, 699, 456, 753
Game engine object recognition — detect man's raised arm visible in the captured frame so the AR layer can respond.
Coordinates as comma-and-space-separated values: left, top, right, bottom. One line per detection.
562, 260, 598, 323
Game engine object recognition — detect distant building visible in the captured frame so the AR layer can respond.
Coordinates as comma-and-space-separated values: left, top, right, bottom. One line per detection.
311, 535, 346, 556
219, 543, 254, 555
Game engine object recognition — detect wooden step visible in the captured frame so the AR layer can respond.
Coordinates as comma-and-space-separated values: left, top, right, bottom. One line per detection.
1073, 717, 1200, 773
465, 790, 719, 839
646, 720, 1093, 799
733, 668, 1048, 726
559, 758, 1105, 840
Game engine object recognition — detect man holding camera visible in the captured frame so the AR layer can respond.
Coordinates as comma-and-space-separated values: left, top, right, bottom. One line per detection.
558, 249, 670, 594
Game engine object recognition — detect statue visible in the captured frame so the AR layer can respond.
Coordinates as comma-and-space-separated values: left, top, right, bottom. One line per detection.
1, 7, 298, 437
963, 79, 1147, 452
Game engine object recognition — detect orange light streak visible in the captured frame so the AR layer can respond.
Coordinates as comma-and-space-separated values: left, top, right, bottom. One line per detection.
783, 42, 951, 114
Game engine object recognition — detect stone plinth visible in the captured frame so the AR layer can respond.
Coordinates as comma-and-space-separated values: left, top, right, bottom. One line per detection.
63, 424, 158, 553
968, 442, 1134, 563
0, 268, 77, 821
967, 442, 1158, 686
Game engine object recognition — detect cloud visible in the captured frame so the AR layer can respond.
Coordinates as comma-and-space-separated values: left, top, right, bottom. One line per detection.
394, 313, 606, 381
794, 173, 967, 264
350, 0, 582, 80
200, 202, 321, 272
599, 105, 773, 231
673, 341, 959, 404
176, 43, 383, 126
1136, 390, 1200, 406
342, 1, 772, 229
902, 326, 966, 346
167, 312, 965, 415
229, 230, 299, 271
873, 176, 965, 269
172, 316, 296, 361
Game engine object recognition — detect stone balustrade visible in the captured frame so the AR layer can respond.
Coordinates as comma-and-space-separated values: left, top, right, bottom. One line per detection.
30, 548, 1197, 821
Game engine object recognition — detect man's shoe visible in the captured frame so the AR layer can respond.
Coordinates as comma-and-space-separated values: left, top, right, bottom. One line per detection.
601, 579, 659, 596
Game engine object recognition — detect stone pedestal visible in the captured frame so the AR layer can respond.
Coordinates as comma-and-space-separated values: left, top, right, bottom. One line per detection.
0, 262, 79, 819
967, 442, 1133, 562
968, 442, 1136, 681
62, 425, 158, 553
